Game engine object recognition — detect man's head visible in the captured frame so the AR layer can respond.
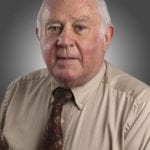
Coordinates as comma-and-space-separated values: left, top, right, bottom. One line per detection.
36, 0, 114, 88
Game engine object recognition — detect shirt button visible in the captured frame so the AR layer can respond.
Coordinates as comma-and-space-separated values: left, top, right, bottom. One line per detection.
61, 118, 64, 124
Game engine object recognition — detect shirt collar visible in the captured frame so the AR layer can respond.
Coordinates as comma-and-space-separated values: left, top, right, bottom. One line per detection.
72, 61, 106, 110
50, 61, 106, 110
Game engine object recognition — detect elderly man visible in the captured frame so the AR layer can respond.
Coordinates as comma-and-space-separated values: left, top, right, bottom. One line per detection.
0, 0, 150, 149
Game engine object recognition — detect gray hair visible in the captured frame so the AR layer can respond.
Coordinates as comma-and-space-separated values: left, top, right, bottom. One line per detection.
95, 0, 112, 36
37, 0, 46, 31
37, 0, 112, 34
96, 0, 111, 26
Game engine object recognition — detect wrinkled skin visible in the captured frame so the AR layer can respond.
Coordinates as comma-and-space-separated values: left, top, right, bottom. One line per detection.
36, 0, 114, 88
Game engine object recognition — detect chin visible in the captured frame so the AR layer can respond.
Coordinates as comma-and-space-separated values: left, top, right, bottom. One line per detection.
52, 70, 82, 87
55, 72, 77, 82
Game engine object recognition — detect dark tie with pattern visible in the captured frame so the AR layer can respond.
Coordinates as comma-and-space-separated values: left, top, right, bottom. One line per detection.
38, 87, 74, 150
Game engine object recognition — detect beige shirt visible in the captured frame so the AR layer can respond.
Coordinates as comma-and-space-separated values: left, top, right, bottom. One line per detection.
0, 61, 150, 150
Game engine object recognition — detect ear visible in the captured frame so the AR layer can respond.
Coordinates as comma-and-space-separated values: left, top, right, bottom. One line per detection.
36, 27, 40, 40
104, 25, 115, 51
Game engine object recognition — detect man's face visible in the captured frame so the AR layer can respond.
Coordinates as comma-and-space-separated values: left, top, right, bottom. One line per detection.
37, 0, 112, 87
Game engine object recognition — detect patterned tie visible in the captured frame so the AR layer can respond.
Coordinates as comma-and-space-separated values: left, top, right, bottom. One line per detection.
38, 87, 74, 150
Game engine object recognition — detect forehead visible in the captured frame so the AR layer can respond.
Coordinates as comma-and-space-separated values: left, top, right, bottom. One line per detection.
42, 0, 99, 21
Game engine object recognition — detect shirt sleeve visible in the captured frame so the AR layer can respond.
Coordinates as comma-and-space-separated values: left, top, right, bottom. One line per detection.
0, 82, 16, 149
124, 89, 150, 150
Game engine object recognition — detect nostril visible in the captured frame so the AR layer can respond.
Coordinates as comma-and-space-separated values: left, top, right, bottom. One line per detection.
56, 37, 74, 48
70, 43, 74, 47
56, 41, 66, 48
56, 38, 62, 46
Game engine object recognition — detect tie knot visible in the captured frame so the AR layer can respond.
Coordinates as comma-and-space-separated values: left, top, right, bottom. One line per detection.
52, 87, 74, 106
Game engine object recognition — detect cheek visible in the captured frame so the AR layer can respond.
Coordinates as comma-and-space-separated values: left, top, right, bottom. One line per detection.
40, 39, 56, 66
83, 48, 104, 68
80, 38, 105, 65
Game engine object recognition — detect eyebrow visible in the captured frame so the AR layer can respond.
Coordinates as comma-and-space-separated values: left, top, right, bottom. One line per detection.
45, 19, 63, 25
71, 16, 90, 22
46, 16, 90, 24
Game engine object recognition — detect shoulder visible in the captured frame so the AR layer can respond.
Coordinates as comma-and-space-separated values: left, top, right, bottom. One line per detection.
11, 68, 50, 83
0, 69, 53, 135
0, 68, 52, 112
104, 61, 150, 99
104, 61, 150, 137
2, 68, 53, 104
8, 68, 51, 88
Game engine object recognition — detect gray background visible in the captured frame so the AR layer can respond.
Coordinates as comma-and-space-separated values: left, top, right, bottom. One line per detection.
0, 0, 150, 99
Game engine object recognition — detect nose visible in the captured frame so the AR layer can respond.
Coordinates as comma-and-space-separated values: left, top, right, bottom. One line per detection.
56, 27, 75, 48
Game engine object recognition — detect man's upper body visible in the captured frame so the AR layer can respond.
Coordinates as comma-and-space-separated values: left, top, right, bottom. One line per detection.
0, 0, 150, 149
0, 60, 150, 150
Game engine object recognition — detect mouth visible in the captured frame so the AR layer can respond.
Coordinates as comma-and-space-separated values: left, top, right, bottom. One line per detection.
56, 57, 79, 64
57, 57, 77, 60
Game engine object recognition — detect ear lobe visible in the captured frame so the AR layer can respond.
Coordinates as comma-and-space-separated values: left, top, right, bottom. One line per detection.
36, 27, 40, 40
104, 25, 115, 50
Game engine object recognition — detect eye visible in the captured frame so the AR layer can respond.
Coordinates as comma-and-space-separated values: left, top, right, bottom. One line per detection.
74, 25, 87, 33
47, 24, 63, 34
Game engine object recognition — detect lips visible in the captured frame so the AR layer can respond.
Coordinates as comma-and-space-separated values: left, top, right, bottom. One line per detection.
57, 56, 76, 60
56, 56, 79, 65
56, 48, 80, 61
57, 57, 77, 62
